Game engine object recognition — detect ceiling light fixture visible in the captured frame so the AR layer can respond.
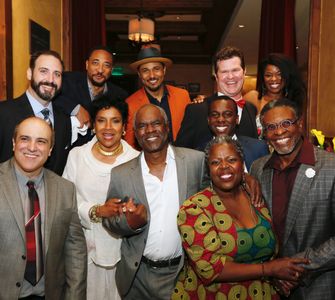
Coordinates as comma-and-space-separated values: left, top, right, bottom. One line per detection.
128, 17, 155, 43
128, 0, 155, 44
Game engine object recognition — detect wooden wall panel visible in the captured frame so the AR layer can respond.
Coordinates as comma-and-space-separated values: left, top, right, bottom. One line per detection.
307, 0, 335, 137
0, 0, 12, 100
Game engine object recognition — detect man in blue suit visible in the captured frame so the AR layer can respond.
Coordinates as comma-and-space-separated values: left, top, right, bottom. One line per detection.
197, 95, 268, 171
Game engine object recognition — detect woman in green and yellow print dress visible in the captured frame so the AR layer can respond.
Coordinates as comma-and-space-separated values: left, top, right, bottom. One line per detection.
172, 136, 308, 300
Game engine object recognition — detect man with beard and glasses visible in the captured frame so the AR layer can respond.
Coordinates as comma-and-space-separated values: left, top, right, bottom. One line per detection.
124, 47, 191, 148
250, 98, 335, 299
102, 104, 207, 299
0, 50, 71, 175
53, 45, 128, 146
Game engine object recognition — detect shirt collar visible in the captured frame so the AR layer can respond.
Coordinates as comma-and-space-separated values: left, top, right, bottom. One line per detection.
144, 85, 169, 102
217, 92, 242, 101
26, 90, 53, 117
141, 144, 174, 173
265, 137, 315, 170
87, 78, 108, 100
13, 159, 44, 188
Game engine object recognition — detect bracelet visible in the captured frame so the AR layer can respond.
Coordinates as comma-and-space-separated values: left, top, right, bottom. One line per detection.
89, 204, 102, 223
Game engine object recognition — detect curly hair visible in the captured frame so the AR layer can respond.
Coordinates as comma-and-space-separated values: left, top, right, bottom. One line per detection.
256, 53, 306, 108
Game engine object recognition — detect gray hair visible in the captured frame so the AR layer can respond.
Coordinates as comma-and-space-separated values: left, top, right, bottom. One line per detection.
133, 104, 169, 129
204, 136, 244, 168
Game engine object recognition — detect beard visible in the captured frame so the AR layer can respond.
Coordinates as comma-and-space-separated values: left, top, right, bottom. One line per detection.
144, 79, 163, 92
88, 73, 108, 87
31, 79, 60, 101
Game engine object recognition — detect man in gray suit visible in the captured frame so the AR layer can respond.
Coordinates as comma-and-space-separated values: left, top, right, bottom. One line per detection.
0, 117, 87, 299
103, 104, 207, 299
250, 98, 335, 299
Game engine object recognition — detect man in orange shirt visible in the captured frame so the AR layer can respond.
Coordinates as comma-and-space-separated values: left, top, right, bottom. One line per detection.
124, 47, 191, 148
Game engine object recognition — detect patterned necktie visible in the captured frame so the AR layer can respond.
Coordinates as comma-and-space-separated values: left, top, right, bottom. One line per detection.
236, 99, 246, 108
25, 181, 43, 286
41, 108, 51, 125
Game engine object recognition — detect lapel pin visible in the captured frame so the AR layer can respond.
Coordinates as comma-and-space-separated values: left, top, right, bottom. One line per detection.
305, 168, 315, 178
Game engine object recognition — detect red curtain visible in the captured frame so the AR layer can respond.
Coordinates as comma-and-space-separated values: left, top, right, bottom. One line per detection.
71, 0, 105, 71
258, 0, 297, 62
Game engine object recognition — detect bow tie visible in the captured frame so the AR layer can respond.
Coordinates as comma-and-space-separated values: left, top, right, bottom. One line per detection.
236, 99, 246, 108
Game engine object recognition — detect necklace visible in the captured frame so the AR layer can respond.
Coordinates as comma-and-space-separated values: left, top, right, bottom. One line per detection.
95, 142, 123, 157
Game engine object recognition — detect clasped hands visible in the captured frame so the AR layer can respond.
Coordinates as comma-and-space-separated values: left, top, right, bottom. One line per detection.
101, 197, 147, 230
267, 257, 310, 297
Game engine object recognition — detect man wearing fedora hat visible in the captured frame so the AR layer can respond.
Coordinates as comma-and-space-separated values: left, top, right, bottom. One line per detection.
124, 47, 191, 148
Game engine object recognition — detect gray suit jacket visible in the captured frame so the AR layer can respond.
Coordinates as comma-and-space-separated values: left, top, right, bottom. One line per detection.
250, 146, 335, 300
0, 159, 87, 300
103, 146, 207, 296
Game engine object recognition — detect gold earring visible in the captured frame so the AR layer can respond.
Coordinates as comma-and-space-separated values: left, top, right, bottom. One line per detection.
122, 130, 126, 136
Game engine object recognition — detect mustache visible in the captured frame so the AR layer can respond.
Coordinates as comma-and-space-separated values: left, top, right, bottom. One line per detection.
94, 72, 105, 77
38, 81, 57, 89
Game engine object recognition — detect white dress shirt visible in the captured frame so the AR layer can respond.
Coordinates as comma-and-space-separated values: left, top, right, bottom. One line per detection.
141, 145, 183, 260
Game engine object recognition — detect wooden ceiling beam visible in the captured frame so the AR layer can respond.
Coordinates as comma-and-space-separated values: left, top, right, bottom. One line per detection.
105, 0, 213, 10
106, 20, 206, 35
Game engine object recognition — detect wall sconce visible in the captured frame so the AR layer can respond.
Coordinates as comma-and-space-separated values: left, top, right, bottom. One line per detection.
128, 17, 155, 43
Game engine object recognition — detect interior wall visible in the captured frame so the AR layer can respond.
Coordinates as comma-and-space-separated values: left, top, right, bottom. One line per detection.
12, 0, 62, 97
164, 64, 214, 98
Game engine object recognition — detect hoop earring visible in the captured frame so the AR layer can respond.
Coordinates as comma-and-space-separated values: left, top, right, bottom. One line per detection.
122, 130, 126, 136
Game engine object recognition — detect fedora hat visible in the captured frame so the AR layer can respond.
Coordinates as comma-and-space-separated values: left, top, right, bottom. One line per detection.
130, 47, 173, 70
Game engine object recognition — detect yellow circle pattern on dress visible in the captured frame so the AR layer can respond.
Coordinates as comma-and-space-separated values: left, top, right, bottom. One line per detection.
213, 212, 233, 231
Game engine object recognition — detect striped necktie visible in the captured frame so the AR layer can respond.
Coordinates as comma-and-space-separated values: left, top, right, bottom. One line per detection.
41, 108, 51, 125
25, 181, 44, 285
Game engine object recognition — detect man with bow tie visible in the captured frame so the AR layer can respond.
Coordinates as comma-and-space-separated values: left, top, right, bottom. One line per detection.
175, 46, 258, 149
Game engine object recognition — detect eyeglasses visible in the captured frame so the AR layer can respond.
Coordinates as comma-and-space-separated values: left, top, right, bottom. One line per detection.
263, 119, 298, 132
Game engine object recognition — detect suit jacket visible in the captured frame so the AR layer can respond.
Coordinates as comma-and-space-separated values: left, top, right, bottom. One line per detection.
0, 159, 87, 300
124, 85, 191, 148
53, 72, 128, 147
102, 146, 208, 296
54, 71, 128, 116
175, 93, 258, 148
250, 146, 335, 300
0, 93, 71, 175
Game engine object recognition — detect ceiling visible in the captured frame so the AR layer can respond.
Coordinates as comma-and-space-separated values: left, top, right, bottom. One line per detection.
104, 0, 248, 65
105, 0, 310, 75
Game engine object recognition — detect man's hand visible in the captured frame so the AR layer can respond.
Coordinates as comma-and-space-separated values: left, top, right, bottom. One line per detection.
76, 105, 91, 128
101, 198, 123, 217
273, 278, 298, 297
125, 202, 147, 230
244, 173, 263, 207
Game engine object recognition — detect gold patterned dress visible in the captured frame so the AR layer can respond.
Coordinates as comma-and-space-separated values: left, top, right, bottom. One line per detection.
172, 187, 280, 300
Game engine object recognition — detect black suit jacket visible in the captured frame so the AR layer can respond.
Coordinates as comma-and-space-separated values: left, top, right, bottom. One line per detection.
0, 93, 71, 175
53, 71, 128, 146
175, 93, 258, 149
54, 71, 128, 116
